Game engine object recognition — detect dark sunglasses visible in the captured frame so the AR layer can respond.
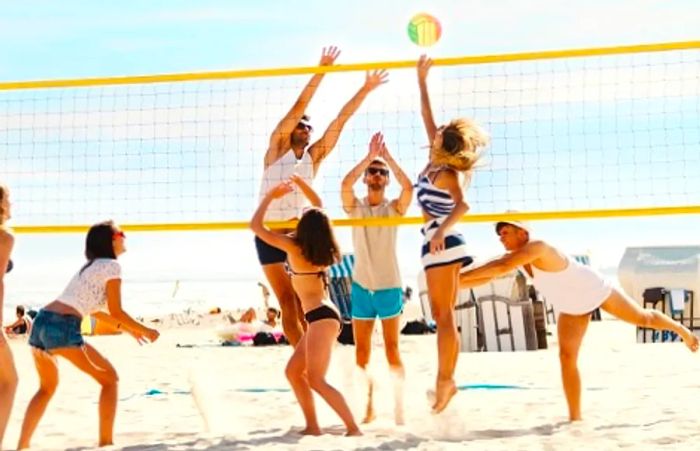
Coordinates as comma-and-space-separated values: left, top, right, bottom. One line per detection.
366, 167, 389, 176
113, 230, 126, 239
296, 122, 313, 132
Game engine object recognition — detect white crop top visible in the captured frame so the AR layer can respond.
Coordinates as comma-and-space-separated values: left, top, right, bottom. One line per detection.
259, 150, 314, 221
57, 258, 122, 316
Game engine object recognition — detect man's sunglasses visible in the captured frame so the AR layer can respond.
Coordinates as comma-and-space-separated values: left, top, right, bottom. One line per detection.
366, 167, 389, 176
296, 122, 313, 132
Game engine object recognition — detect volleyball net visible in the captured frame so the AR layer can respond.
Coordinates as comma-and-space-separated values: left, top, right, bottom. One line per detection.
1, 41, 699, 233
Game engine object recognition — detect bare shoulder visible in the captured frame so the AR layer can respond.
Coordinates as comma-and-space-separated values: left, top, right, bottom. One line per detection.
433, 167, 458, 188
528, 240, 564, 264
0, 228, 14, 247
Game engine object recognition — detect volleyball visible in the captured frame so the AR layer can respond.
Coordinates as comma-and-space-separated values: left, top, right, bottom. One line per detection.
407, 13, 442, 47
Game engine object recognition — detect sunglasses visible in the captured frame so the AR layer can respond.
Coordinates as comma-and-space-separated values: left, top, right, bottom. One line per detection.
366, 167, 389, 176
296, 122, 313, 132
113, 230, 126, 239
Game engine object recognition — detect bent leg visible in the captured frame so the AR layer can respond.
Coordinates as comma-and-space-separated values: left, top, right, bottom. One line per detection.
600, 288, 699, 351
263, 263, 305, 346
426, 262, 461, 413
52, 344, 119, 446
0, 339, 18, 449
285, 333, 319, 435
306, 320, 361, 436
17, 348, 59, 450
557, 313, 590, 421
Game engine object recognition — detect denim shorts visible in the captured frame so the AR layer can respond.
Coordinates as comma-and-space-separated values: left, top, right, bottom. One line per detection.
29, 309, 85, 351
351, 282, 403, 320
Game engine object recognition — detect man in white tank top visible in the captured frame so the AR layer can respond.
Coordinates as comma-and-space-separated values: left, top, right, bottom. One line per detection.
340, 132, 413, 425
256, 46, 389, 347
459, 217, 699, 422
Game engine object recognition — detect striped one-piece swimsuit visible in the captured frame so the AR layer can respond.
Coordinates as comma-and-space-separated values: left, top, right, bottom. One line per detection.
415, 166, 473, 270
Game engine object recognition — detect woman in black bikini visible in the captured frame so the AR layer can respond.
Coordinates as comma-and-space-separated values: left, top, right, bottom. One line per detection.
250, 176, 361, 436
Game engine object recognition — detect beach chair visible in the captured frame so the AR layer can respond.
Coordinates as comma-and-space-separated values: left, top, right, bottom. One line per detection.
327, 254, 355, 320
473, 270, 537, 352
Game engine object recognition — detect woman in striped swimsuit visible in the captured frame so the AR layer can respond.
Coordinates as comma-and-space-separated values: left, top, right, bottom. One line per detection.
416, 55, 490, 413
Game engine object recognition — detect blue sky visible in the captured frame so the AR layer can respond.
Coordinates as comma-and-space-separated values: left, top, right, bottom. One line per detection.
1, 0, 699, 312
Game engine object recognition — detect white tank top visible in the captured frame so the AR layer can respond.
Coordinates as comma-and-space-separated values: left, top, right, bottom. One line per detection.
259, 150, 314, 221
57, 259, 122, 316
528, 256, 612, 315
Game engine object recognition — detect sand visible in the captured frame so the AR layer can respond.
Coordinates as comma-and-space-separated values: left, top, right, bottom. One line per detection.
3, 315, 700, 450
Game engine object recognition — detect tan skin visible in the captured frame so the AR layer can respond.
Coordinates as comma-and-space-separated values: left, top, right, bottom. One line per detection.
260, 47, 388, 347
460, 224, 700, 421
341, 131, 413, 424
0, 187, 17, 450
251, 181, 361, 436
417, 55, 472, 414
17, 226, 160, 449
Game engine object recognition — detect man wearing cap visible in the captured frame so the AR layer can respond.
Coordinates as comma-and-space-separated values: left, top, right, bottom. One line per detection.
340, 131, 413, 425
256, 46, 388, 347
459, 216, 699, 421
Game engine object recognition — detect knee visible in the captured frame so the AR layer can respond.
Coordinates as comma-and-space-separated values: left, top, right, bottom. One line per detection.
99, 368, 119, 388
307, 373, 326, 392
285, 363, 303, 384
558, 347, 578, 366
38, 380, 58, 398
0, 369, 18, 392
431, 307, 454, 325
640, 309, 658, 327
355, 347, 370, 368
384, 343, 402, 367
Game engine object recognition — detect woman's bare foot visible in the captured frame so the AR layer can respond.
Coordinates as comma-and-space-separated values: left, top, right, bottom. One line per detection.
345, 428, 363, 436
681, 331, 699, 352
299, 427, 322, 436
431, 378, 457, 414
362, 410, 376, 424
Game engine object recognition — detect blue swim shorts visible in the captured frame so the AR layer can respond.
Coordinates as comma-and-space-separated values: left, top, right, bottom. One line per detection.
351, 282, 403, 320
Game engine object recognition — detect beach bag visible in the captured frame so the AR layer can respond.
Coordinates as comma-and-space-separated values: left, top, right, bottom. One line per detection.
337, 319, 354, 345
401, 320, 432, 335
253, 332, 278, 346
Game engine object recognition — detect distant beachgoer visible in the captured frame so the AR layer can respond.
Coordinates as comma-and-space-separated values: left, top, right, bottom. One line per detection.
4, 305, 33, 336
459, 217, 700, 421
0, 182, 17, 450
17, 221, 160, 449
340, 131, 413, 425
251, 180, 361, 436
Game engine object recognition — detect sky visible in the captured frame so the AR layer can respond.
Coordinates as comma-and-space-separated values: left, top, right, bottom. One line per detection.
1, 0, 699, 312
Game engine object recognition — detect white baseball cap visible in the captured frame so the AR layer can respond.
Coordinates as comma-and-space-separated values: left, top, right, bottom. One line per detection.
494, 211, 531, 234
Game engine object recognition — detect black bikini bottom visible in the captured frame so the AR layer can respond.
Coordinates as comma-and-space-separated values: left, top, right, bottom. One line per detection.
304, 304, 341, 325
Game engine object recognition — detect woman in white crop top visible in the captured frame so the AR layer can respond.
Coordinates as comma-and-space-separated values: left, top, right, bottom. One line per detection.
0, 183, 17, 450
460, 219, 699, 422
17, 221, 160, 450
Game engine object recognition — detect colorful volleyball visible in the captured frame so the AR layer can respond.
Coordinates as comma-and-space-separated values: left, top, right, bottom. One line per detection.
407, 13, 442, 47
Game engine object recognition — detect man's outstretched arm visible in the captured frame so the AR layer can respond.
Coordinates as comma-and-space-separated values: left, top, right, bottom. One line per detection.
264, 46, 340, 167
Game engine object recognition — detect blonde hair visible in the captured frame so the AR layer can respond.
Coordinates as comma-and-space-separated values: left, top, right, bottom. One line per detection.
432, 118, 490, 171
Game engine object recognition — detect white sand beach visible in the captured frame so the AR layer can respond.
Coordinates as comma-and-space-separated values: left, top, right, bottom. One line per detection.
4, 315, 700, 450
